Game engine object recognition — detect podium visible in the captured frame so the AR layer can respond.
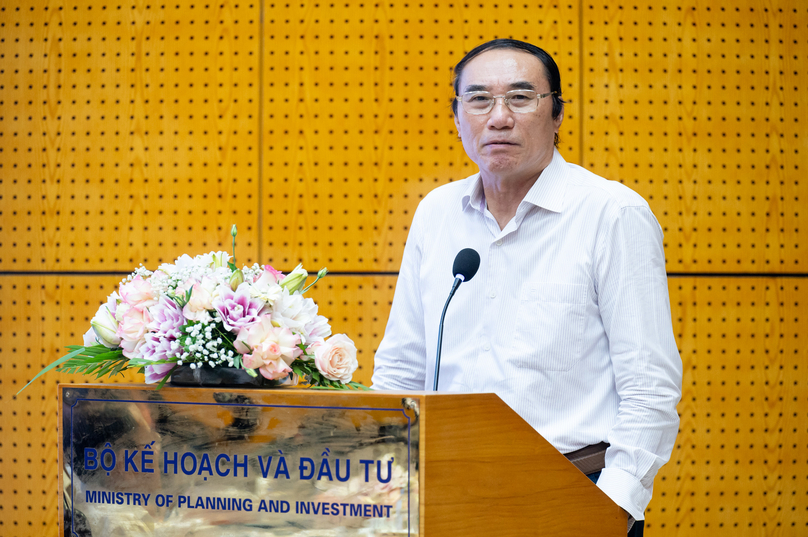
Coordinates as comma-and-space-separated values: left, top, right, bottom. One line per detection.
59, 384, 625, 536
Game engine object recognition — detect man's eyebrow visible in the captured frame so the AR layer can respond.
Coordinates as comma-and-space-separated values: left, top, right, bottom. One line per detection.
461, 81, 537, 92
509, 81, 536, 91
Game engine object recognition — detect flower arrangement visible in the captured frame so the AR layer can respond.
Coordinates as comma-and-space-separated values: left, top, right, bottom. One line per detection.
21, 227, 366, 391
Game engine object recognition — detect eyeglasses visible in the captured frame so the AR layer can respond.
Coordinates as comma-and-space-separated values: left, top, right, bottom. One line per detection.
456, 90, 556, 115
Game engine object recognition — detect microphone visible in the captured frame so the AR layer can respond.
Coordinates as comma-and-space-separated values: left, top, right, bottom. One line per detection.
433, 248, 480, 391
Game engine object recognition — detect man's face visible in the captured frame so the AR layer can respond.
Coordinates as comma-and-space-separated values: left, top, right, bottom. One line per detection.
454, 48, 563, 184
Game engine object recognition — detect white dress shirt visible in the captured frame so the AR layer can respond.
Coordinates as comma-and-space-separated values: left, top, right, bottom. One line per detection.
371, 149, 682, 520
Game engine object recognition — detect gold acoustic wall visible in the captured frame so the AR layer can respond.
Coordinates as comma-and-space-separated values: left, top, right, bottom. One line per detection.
0, 0, 805, 535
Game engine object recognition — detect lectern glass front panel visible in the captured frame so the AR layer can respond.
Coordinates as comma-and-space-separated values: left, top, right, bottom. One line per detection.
60, 386, 419, 537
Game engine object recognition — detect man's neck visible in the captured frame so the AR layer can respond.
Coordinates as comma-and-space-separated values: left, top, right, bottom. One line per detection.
481, 175, 535, 230
481, 163, 551, 230
479, 147, 556, 230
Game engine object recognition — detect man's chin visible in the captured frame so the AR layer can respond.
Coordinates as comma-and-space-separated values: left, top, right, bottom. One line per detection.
480, 153, 520, 168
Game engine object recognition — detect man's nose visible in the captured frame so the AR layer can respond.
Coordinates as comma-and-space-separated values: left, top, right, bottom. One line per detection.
487, 98, 514, 127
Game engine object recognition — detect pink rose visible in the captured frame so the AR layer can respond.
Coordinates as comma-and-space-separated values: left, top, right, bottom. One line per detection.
117, 307, 152, 358
257, 265, 284, 284
234, 317, 301, 380
182, 277, 217, 322
313, 334, 358, 383
119, 275, 158, 309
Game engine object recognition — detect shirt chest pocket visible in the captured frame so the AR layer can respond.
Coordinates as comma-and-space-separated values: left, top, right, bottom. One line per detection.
511, 282, 588, 372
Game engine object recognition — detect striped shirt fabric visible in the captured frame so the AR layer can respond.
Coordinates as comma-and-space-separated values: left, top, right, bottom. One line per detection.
371, 149, 683, 520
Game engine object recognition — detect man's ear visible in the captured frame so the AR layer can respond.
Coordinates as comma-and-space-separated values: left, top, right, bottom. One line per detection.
554, 107, 564, 134
453, 112, 461, 137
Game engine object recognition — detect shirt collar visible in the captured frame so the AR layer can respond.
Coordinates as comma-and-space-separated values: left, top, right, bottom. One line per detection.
461, 148, 567, 214
461, 173, 486, 213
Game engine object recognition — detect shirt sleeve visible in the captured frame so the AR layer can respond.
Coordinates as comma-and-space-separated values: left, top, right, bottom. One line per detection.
371, 204, 428, 390
593, 204, 683, 520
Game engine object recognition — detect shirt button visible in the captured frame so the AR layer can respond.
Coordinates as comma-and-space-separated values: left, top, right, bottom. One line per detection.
496, 240, 503, 246
483, 344, 491, 351
489, 291, 496, 298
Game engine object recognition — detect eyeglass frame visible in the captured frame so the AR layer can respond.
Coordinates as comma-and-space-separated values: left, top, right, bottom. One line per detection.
455, 89, 557, 115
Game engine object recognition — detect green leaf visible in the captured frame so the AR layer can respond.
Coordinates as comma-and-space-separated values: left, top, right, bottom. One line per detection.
51, 348, 131, 381
84, 362, 103, 375
16, 347, 85, 395
94, 357, 127, 379
169, 292, 188, 309
127, 357, 178, 367
110, 361, 127, 378
91, 350, 126, 361
68, 352, 123, 364
66, 344, 112, 357
155, 364, 180, 390
94, 367, 112, 379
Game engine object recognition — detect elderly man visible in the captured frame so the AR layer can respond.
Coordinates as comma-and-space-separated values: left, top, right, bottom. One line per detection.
371, 39, 682, 535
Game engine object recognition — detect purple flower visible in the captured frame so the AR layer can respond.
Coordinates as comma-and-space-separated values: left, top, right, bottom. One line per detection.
140, 297, 185, 384
141, 334, 181, 384
141, 331, 181, 362
147, 296, 185, 339
145, 363, 176, 384
213, 285, 266, 332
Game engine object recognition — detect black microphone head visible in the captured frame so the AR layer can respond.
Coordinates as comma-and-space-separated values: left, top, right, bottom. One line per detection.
452, 248, 481, 282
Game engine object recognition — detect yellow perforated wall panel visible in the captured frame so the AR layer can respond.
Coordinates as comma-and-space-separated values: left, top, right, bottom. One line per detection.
583, 1, 807, 272
302, 275, 396, 386
0, 0, 261, 270
649, 277, 807, 534
261, 1, 581, 270
0, 276, 138, 534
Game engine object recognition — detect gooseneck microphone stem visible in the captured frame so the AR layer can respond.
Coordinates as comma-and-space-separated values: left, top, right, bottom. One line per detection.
433, 247, 480, 392
433, 276, 463, 392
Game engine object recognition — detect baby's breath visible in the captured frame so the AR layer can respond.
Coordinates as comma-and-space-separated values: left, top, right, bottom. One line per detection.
179, 319, 238, 367
242, 263, 264, 282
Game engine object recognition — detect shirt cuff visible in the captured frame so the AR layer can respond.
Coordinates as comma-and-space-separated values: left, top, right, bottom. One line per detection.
596, 467, 652, 521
